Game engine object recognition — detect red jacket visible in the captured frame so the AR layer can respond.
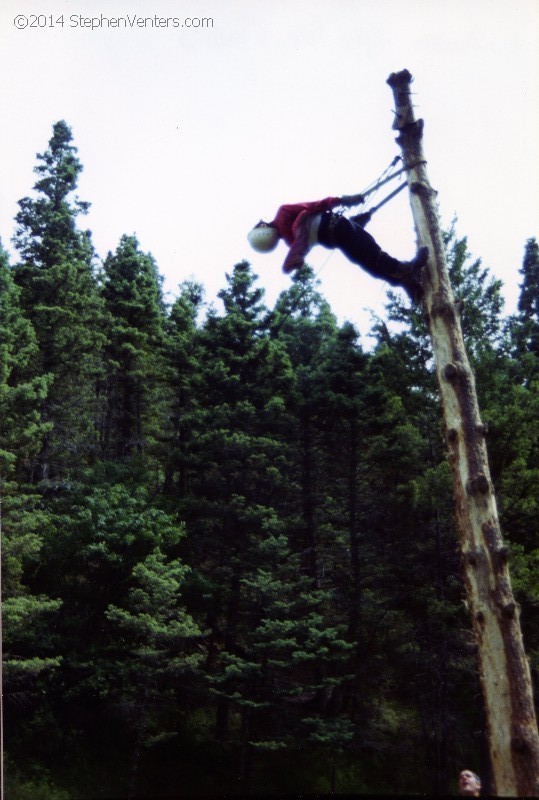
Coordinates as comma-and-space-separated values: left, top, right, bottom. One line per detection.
271, 197, 341, 273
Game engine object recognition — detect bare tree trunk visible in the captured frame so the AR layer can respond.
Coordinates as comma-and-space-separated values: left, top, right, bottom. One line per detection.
386, 68, 539, 797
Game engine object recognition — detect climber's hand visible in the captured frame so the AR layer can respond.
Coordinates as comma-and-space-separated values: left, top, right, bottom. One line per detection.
340, 194, 365, 207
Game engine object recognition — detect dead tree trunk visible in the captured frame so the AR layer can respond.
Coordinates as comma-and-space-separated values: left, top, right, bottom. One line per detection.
386, 68, 539, 797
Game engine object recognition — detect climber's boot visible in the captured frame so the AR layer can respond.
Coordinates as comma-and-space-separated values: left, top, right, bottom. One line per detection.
375, 246, 429, 304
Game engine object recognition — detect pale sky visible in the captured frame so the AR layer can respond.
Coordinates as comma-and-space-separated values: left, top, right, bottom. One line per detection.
1, 0, 538, 338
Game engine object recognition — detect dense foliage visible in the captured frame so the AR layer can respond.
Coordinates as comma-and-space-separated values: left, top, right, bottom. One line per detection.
2, 123, 538, 798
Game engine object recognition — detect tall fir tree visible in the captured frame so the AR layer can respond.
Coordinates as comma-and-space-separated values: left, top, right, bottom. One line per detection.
0, 242, 51, 481
517, 237, 539, 325
179, 264, 294, 740
179, 263, 354, 791
100, 234, 167, 465
1, 245, 64, 794
484, 238, 539, 680
161, 280, 205, 496
12, 121, 105, 479
14, 121, 91, 270
271, 266, 340, 585
509, 237, 539, 373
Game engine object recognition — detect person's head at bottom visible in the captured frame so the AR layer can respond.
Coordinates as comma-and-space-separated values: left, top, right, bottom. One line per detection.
459, 769, 481, 796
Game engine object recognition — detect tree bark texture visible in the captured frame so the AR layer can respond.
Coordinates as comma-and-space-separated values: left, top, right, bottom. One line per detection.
386, 68, 539, 797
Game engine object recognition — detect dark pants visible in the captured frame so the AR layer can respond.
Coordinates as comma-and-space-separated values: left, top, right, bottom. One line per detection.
318, 212, 402, 285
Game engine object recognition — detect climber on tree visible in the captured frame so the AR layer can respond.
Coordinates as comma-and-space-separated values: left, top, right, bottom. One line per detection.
247, 194, 428, 304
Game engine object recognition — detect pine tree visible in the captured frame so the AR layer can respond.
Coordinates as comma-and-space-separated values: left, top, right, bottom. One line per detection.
100, 234, 167, 463
517, 238, 539, 324
271, 266, 340, 584
1, 241, 64, 780
104, 546, 203, 796
509, 237, 539, 371
180, 263, 294, 742
479, 239, 539, 680
161, 280, 205, 496
309, 321, 374, 725
0, 243, 51, 481
209, 525, 354, 793
14, 479, 199, 791
13, 121, 91, 271
12, 121, 105, 479
177, 264, 357, 791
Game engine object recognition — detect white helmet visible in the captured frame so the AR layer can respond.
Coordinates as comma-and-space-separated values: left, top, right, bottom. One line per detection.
247, 224, 279, 253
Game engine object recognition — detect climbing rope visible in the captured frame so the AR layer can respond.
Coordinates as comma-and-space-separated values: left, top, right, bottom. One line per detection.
350, 182, 408, 228
347, 155, 427, 224
358, 155, 402, 201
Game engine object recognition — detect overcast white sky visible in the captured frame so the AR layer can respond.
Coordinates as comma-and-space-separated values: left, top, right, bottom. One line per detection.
1, 0, 538, 337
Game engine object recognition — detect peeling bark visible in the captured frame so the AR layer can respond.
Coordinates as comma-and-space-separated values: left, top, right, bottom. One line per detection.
387, 69, 539, 797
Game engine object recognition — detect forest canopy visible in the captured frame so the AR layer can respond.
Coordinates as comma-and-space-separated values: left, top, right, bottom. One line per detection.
2, 121, 539, 798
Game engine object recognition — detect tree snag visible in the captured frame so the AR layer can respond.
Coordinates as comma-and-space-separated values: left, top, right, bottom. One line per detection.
386, 68, 539, 797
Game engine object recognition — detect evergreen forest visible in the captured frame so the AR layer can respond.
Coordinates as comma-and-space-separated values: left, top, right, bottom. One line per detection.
2, 121, 539, 799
